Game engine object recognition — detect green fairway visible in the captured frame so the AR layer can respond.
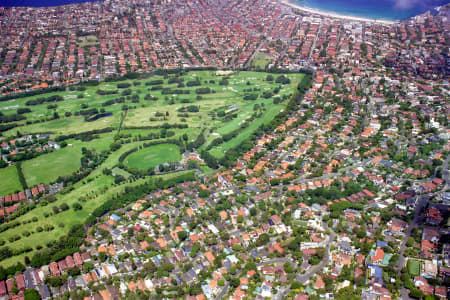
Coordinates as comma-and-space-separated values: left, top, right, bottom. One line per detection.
125, 144, 181, 170
22, 146, 82, 186
112, 167, 132, 179
209, 102, 284, 158
0, 70, 302, 138
0, 166, 22, 195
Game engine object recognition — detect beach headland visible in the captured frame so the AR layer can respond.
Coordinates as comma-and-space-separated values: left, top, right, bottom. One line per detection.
281, 0, 398, 25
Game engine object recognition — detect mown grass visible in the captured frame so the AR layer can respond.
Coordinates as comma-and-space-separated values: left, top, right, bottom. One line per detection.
209, 102, 284, 158
0, 71, 301, 138
0, 166, 22, 195
125, 143, 181, 170
111, 167, 132, 179
252, 53, 273, 69
407, 259, 420, 276
22, 134, 115, 186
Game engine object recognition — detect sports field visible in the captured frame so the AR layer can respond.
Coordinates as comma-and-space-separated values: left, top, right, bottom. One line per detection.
125, 144, 181, 169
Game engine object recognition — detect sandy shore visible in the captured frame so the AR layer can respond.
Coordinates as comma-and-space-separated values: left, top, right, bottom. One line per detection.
281, 0, 397, 25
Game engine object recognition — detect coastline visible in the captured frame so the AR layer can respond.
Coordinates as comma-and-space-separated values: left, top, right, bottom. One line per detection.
281, 0, 398, 25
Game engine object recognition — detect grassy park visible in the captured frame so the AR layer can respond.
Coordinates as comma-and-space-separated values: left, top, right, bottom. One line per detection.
0, 70, 306, 266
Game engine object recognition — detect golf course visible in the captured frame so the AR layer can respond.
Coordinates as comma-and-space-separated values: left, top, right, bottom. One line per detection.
0, 69, 306, 266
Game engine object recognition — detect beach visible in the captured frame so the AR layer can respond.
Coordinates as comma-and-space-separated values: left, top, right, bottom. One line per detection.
281, 0, 398, 25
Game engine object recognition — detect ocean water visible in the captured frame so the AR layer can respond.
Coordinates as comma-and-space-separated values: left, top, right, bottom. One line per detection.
1, 0, 102, 7
291, 0, 449, 21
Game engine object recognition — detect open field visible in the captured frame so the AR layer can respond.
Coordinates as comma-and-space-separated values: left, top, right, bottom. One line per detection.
125, 143, 181, 170
252, 53, 273, 69
0, 166, 22, 195
21, 134, 115, 187
22, 145, 83, 187
77, 35, 99, 47
0, 70, 305, 266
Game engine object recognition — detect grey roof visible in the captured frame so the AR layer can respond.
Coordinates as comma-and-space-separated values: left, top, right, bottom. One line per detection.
39, 285, 51, 300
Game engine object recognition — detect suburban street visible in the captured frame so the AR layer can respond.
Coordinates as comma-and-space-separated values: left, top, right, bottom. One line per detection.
395, 196, 429, 273
277, 224, 336, 299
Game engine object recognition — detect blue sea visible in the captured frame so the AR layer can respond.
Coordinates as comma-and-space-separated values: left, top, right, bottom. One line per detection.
291, 0, 449, 21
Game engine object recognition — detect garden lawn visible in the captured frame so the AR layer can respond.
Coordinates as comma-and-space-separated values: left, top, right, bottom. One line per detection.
125, 144, 181, 170
0, 166, 22, 196
407, 259, 420, 276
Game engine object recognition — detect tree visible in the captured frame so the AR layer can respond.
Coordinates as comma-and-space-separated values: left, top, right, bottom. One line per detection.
323, 276, 333, 288
188, 284, 202, 295
309, 255, 321, 265
98, 252, 107, 262
0, 267, 6, 281
45, 276, 63, 287
288, 239, 299, 251
283, 261, 294, 273
406, 237, 415, 247
143, 261, 157, 273
24, 289, 41, 300
198, 189, 210, 198
59, 203, 69, 211
291, 281, 302, 290
177, 230, 188, 241
360, 43, 368, 57
72, 203, 83, 211
270, 178, 280, 186
67, 267, 80, 277
230, 277, 240, 288
354, 274, 365, 287
255, 233, 269, 246
218, 279, 225, 287
161, 262, 174, 272
316, 247, 326, 258
409, 288, 424, 299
